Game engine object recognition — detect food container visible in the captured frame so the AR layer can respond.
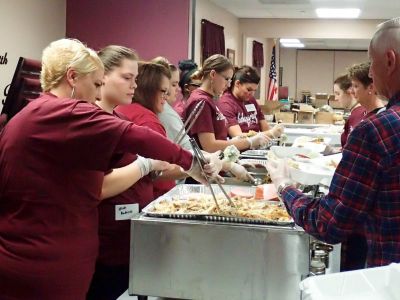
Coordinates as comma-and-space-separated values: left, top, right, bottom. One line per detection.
142, 184, 293, 226
292, 136, 332, 153
129, 215, 308, 300
270, 145, 318, 159
240, 149, 269, 159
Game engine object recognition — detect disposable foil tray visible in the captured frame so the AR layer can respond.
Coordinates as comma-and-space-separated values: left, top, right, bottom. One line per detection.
240, 149, 269, 159
142, 184, 294, 226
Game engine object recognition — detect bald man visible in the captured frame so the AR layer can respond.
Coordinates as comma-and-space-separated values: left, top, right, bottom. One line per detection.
266, 17, 400, 268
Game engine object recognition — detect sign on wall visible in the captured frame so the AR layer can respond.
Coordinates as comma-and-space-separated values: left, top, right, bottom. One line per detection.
0, 52, 10, 108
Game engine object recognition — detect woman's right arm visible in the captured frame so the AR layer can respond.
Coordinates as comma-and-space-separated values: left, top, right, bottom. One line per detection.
198, 132, 250, 152
100, 158, 172, 200
228, 125, 244, 138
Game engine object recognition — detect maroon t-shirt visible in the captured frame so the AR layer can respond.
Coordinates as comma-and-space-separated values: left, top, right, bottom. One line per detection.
97, 110, 154, 267
184, 89, 228, 149
116, 103, 175, 199
341, 105, 367, 147
218, 91, 265, 134
0, 93, 192, 300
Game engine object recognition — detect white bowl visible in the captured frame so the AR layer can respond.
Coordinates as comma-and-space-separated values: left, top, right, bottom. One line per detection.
270, 146, 317, 159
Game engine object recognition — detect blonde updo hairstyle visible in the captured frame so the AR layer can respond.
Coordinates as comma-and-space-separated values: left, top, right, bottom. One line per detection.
40, 38, 104, 92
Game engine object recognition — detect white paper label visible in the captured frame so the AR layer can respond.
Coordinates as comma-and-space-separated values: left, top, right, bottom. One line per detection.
245, 104, 256, 112
115, 204, 139, 221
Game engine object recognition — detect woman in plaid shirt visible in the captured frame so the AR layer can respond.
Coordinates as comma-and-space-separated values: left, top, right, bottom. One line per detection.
267, 17, 400, 267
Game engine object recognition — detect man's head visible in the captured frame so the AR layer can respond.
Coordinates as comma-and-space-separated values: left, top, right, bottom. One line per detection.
369, 17, 400, 99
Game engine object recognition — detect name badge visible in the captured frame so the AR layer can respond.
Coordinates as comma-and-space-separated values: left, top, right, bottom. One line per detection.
245, 104, 256, 112
115, 204, 139, 221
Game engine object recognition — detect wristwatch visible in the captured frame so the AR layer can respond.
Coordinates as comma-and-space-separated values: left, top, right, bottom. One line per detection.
277, 181, 293, 199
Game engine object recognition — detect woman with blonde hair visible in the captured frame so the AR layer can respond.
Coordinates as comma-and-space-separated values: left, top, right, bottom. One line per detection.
0, 39, 217, 300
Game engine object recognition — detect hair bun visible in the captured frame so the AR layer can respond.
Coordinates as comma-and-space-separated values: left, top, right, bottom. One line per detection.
178, 59, 198, 71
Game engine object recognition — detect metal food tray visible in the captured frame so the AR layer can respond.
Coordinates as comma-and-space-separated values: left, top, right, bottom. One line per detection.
239, 149, 269, 159
142, 184, 294, 226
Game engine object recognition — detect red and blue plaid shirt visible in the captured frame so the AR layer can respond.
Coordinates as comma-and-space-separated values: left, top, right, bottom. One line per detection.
282, 93, 400, 267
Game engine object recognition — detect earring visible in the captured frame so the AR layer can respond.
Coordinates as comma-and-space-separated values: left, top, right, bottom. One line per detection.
70, 86, 75, 98
368, 91, 372, 95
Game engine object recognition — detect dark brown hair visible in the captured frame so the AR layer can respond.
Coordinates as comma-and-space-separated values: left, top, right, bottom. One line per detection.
229, 65, 260, 92
133, 62, 171, 112
347, 62, 373, 87
199, 54, 233, 80
98, 45, 138, 74
334, 74, 352, 91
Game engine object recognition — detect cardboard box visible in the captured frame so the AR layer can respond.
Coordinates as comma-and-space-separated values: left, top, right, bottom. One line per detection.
315, 112, 334, 124
297, 111, 314, 124
274, 112, 295, 123
260, 101, 284, 114
329, 100, 343, 109
299, 104, 315, 112
315, 99, 328, 108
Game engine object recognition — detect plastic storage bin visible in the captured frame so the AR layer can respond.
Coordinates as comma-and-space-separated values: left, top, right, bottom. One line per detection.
300, 263, 400, 300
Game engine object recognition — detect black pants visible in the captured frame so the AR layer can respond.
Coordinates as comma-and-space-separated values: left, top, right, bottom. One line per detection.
87, 262, 146, 300
340, 233, 368, 271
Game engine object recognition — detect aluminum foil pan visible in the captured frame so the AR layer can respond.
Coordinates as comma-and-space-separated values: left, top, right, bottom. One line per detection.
142, 184, 294, 226
240, 149, 269, 159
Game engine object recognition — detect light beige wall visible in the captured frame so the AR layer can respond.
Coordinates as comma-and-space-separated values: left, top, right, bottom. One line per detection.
239, 18, 383, 39
0, 0, 66, 111
297, 50, 335, 99
194, 0, 241, 66
279, 47, 296, 99
239, 18, 379, 101
281, 49, 368, 99
334, 51, 368, 78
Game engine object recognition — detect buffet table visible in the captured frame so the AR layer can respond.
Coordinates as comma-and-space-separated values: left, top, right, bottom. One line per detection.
283, 127, 342, 146
267, 123, 343, 146
127, 213, 340, 300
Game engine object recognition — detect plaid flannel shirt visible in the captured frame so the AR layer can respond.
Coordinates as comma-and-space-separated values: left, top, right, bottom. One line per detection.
282, 93, 400, 267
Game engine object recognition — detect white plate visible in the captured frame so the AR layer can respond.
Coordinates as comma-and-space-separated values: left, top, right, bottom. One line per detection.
289, 162, 334, 185
292, 136, 331, 153
270, 145, 319, 159
310, 153, 342, 171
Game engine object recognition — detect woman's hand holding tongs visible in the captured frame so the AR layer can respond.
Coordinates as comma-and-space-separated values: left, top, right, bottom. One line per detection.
223, 161, 254, 182
184, 150, 224, 184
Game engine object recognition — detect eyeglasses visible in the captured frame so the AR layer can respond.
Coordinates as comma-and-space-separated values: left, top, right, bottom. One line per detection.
217, 73, 232, 85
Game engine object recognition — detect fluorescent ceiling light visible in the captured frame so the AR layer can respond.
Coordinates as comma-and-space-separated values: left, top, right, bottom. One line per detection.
316, 8, 361, 19
280, 38, 300, 44
281, 43, 305, 48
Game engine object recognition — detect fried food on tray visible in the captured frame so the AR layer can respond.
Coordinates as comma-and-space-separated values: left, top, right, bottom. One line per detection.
246, 130, 257, 137
150, 194, 291, 222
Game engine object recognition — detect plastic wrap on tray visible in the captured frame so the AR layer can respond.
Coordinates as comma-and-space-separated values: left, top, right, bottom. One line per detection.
142, 184, 294, 226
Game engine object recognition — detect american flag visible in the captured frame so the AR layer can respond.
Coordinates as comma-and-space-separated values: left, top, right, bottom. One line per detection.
267, 44, 278, 101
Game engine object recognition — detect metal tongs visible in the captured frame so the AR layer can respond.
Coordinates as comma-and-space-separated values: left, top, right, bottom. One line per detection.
174, 100, 205, 144
189, 138, 236, 211
153, 100, 206, 179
